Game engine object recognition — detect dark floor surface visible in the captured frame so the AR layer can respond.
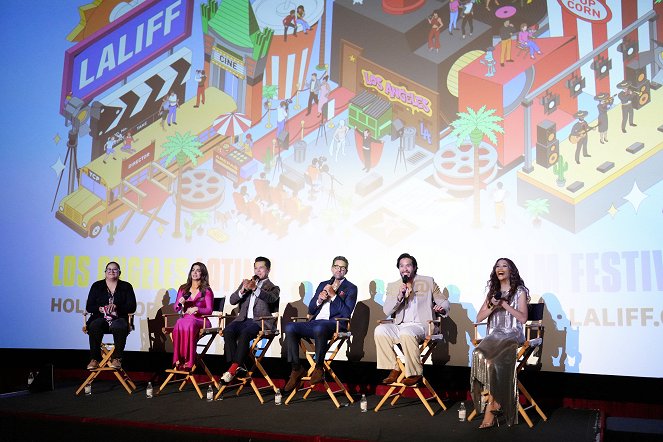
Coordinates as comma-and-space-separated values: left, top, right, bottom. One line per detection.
0, 379, 600, 442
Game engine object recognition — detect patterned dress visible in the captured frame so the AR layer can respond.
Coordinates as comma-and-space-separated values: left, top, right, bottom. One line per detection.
470, 286, 529, 426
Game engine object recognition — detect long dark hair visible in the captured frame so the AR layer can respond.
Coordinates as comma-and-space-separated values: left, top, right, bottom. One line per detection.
485, 257, 529, 303
180, 262, 210, 296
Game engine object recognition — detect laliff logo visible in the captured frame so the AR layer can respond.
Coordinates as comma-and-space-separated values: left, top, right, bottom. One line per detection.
557, 0, 612, 23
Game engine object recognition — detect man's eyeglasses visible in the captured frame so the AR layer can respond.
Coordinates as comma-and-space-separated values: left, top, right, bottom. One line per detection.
332, 265, 347, 272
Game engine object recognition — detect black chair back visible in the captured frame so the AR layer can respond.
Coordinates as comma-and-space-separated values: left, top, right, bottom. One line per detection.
268, 298, 280, 314
213, 297, 225, 312
527, 302, 545, 321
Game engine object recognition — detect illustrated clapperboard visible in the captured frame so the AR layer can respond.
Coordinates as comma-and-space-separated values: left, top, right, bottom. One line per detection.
89, 47, 192, 160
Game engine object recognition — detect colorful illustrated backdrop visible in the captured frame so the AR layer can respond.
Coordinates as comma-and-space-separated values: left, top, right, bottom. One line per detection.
1, 0, 661, 378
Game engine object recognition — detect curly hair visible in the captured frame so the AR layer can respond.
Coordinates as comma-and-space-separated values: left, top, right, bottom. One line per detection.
180, 262, 210, 296
485, 257, 529, 303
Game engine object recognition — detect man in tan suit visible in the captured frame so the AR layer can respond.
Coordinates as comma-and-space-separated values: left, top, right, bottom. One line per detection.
374, 253, 449, 386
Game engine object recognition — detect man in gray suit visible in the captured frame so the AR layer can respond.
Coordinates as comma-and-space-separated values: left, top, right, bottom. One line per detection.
221, 256, 280, 383
374, 253, 449, 386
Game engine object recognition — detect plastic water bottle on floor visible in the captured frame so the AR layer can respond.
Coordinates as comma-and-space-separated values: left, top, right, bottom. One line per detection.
275, 388, 282, 405
146, 382, 153, 398
360, 394, 368, 412
206, 385, 214, 401
458, 401, 466, 421
27, 372, 34, 387
84, 383, 92, 396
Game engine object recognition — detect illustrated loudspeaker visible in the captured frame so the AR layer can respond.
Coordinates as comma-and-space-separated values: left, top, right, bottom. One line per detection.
625, 63, 647, 84
536, 120, 557, 145
632, 81, 651, 110
536, 140, 559, 168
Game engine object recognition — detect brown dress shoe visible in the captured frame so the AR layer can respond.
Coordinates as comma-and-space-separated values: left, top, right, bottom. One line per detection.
284, 367, 306, 392
86, 360, 99, 370
109, 358, 122, 369
402, 375, 423, 386
382, 369, 402, 384
309, 367, 325, 384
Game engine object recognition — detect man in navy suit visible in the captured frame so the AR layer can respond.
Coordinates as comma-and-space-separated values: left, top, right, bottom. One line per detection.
284, 256, 358, 392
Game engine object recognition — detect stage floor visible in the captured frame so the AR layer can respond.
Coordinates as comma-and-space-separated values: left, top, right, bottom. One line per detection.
0, 380, 601, 442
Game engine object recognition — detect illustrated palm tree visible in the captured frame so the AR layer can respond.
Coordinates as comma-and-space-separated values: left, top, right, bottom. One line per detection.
191, 211, 212, 235
450, 106, 504, 227
262, 84, 278, 129
160, 131, 203, 238
525, 198, 550, 228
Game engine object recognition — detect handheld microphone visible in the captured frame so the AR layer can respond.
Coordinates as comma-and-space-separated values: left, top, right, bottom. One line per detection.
245, 275, 260, 295
320, 276, 336, 303
400, 275, 410, 298
178, 292, 191, 309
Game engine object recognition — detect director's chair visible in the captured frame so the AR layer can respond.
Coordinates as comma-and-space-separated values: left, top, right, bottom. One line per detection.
76, 312, 137, 395
374, 319, 447, 416
467, 299, 548, 427
157, 297, 224, 399
215, 310, 280, 403
284, 317, 355, 408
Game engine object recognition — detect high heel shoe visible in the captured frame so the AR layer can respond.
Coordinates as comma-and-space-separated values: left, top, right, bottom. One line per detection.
489, 409, 506, 427
479, 416, 496, 429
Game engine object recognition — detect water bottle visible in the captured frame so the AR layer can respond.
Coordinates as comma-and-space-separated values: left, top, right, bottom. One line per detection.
274, 388, 282, 405
84, 383, 92, 396
458, 401, 466, 421
360, 394, 368, 412
146, 382, 153, 399
27, 372, 34, 386
206, 385, 214, 402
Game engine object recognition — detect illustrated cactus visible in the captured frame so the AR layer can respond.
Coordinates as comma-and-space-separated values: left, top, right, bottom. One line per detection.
106, 221, 118, 245
553, 155, 568, 185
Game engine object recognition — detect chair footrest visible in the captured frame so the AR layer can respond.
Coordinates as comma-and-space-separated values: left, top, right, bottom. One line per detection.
165, 368, 191, 375
390, 382, 423, 387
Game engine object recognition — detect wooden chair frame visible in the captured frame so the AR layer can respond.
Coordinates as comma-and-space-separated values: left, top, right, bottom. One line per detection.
76, 312, 137, 395
157, 299, 224, 399
374, 319, 447, 416
284, 317, 355, 408
214, 313, 280, 403
467, 299, 548, 427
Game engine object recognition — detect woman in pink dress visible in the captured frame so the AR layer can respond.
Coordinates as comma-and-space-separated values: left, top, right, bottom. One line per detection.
172, 262, 214, 369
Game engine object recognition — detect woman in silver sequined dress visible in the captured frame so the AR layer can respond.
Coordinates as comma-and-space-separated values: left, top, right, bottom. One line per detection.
471, 258, 530, 428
